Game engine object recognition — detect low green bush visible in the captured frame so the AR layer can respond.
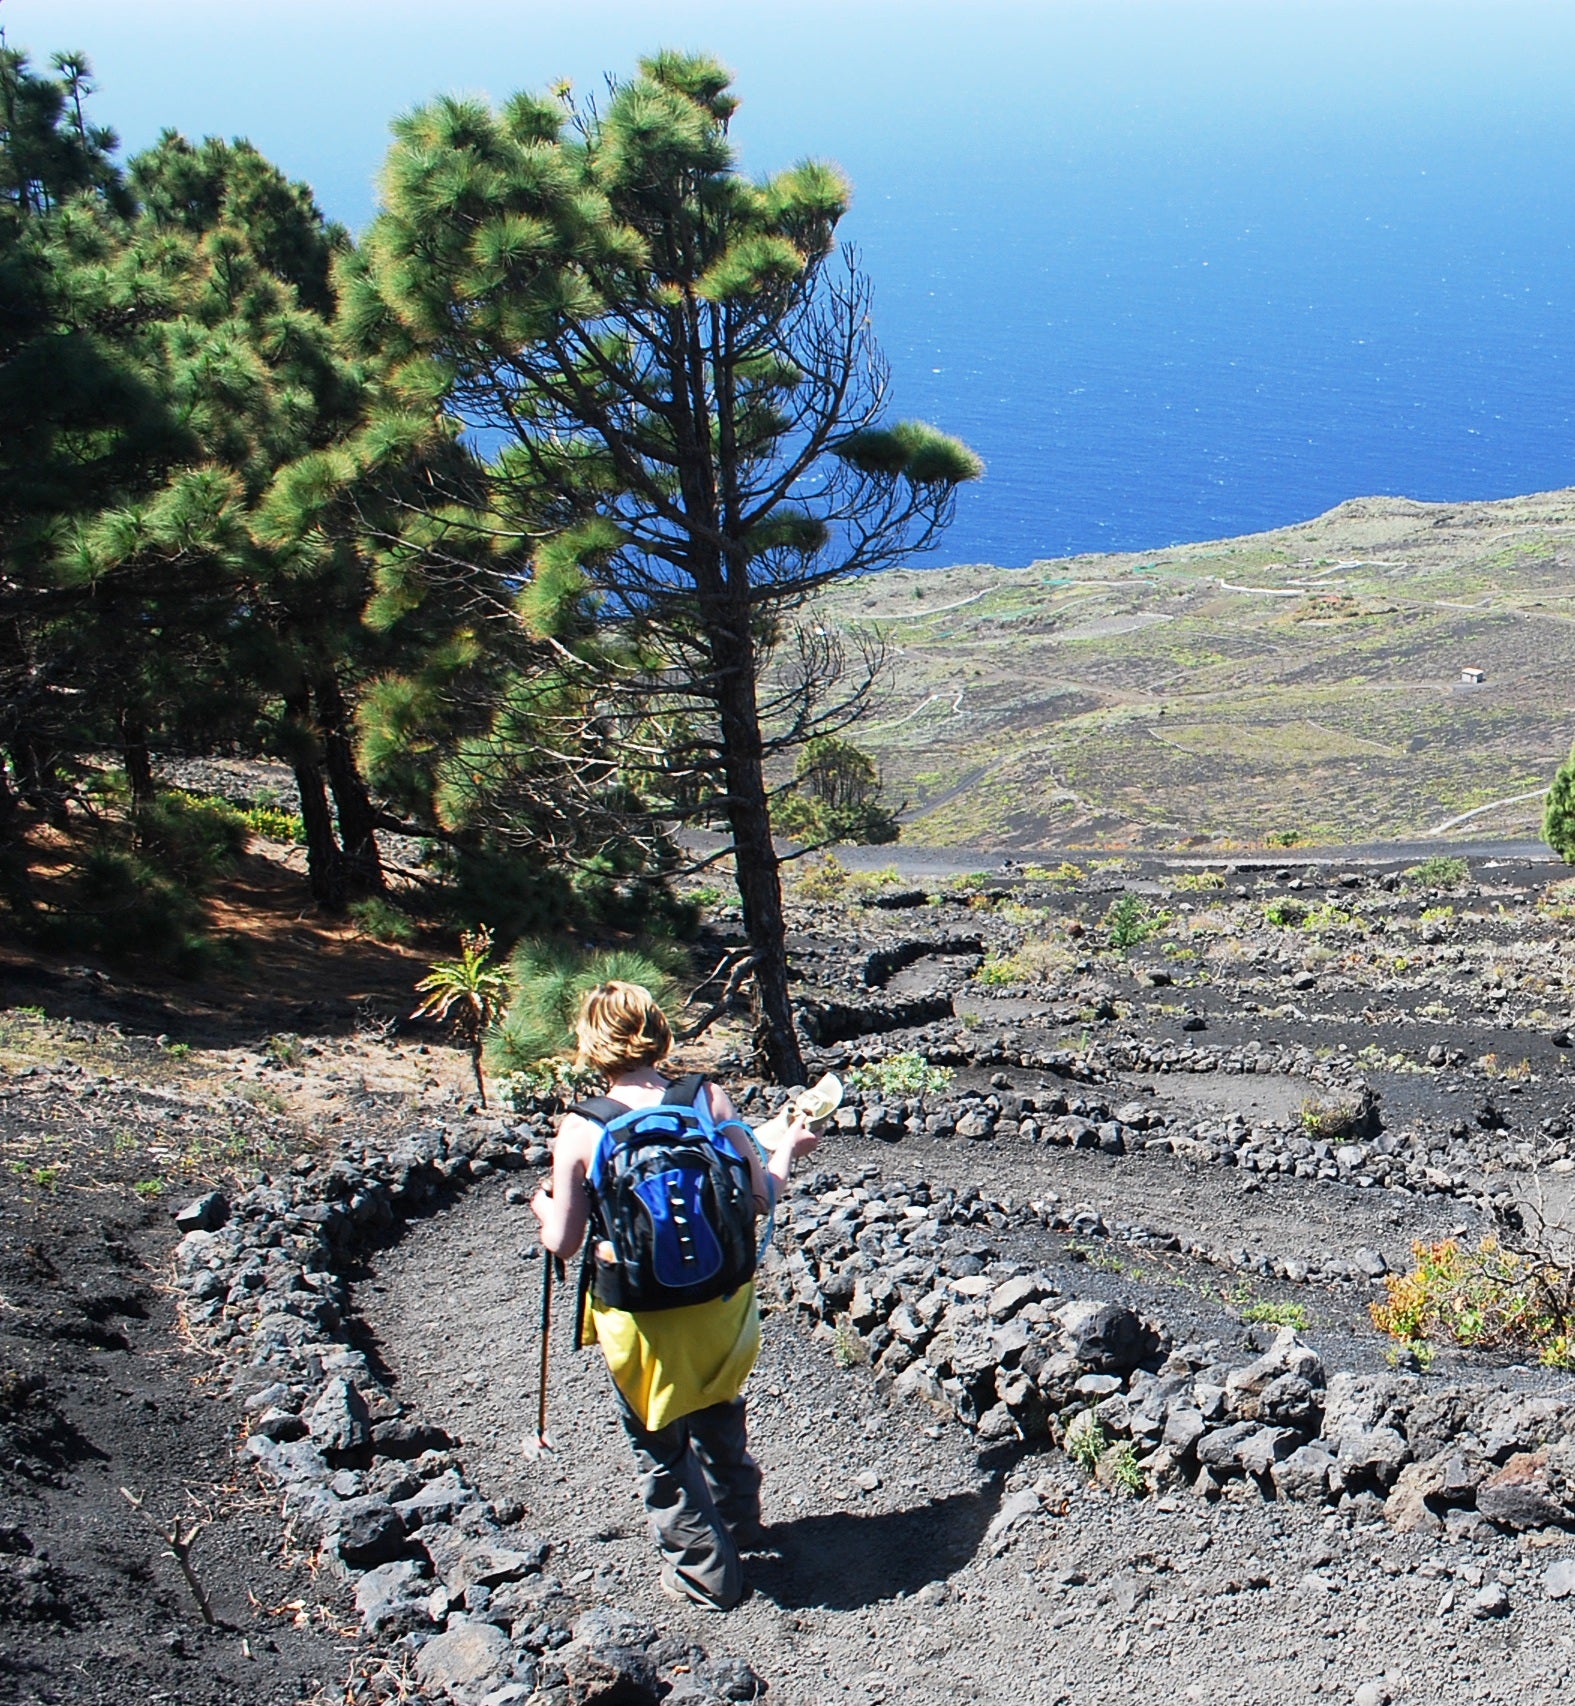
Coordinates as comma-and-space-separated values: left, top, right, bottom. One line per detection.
1373, 1237, 1575, 1369
1241, 1300, 1308, 1330
35, 847, 240, 977
794, 855, 849, 903
241, 801, 306, 843
498, 1057, 604, 1107
137, 791, 248, 888
348, 897, 419, 945
845, 1051, 954, 1096
1173, 869, 1226, 893
1402, 855, 1469, 890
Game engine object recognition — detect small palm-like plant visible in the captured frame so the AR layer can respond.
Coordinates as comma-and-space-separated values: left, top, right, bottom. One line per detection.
412, 926, 510, 1105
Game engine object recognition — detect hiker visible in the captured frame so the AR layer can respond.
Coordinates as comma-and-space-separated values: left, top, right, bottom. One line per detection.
530, 980, 820, 1611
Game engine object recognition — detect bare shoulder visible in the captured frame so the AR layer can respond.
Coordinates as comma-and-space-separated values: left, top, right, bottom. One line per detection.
553, 1112, 601, 1167
702, 1079, 741, 1124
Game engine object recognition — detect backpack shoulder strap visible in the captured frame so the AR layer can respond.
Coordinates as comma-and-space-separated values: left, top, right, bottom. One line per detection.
567, 1096, 628, 1127
661, 1073, 708, 1109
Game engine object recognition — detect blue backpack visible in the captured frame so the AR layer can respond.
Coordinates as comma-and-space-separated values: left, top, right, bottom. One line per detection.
571, 1074, 758, 1317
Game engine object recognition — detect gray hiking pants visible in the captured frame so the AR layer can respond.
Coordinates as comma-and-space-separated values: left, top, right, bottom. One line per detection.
616, 1393, 762, 1608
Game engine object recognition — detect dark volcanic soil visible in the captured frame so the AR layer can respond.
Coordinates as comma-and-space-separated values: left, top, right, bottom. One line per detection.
7, 845, 1575, 1703
0, 1173, 346, 1706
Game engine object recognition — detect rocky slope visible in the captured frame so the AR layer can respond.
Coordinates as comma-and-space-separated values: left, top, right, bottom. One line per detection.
7, 847, 1575, 1703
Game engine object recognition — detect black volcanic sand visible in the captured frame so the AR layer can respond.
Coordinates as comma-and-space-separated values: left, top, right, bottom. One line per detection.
8, 848, 1575, 1704
355, 851, 1575, 1705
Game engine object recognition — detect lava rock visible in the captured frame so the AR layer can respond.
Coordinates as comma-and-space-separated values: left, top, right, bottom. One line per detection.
413, 1621, 515, 1701
173, 1191, 229, 1233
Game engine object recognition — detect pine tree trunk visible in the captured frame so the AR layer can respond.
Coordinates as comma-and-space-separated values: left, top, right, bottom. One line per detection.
119, 708, 156, 809
284, 692, 346, 910
314, 673, 385, 898
12, 733, 47, 809
11, 732, 66, 827
710, 627, 806, 1086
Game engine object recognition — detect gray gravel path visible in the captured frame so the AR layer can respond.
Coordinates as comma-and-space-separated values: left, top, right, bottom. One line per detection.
356, 1175, 1575, 1705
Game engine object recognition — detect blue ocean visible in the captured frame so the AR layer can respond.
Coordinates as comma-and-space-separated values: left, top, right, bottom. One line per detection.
18, 0, 1575, 568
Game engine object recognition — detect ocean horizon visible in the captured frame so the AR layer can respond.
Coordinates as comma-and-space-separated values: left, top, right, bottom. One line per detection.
10, 0, 1575, 568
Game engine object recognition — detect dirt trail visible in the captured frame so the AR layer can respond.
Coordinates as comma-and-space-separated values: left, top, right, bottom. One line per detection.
359, 1175, 1575, 1705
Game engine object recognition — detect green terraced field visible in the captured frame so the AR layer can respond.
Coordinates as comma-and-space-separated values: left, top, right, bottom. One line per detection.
812, 489, 1575, 849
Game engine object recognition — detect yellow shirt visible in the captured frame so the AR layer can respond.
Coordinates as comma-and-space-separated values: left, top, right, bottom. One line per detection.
587, 1285, 760, 1431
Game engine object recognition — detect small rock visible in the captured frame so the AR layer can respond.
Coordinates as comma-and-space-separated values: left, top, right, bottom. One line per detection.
323, 1496, 406, 1569
1545, 1558, 1575, 1600
173, 1192, 228, 1233
1469, 1581, 1511, 1619
354, 1558, 432, 1634
309, 1376, 372, 1455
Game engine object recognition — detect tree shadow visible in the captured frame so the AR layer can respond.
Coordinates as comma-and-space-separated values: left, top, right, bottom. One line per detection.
747, 1482, 1004, 1610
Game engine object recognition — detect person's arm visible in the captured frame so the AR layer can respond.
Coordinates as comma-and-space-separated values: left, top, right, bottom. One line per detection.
530, 1115, 595, 1259
766, 1116, 820, 1190
706, 1082, 818, 1212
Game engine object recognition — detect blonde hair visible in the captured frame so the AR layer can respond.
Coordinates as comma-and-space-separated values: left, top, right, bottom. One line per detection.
574, 981, 673, 1075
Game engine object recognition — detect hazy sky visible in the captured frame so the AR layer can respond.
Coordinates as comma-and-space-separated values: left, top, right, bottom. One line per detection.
8, 0, 1575, 235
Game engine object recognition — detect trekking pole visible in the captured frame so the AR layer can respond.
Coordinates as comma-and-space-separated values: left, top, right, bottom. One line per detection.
527, 1251, 559, 1457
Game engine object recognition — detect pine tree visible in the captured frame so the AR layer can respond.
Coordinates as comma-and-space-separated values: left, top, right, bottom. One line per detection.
1546, 745, 1575, 862
0, 54, 390, 911
346, 53, 980, 1080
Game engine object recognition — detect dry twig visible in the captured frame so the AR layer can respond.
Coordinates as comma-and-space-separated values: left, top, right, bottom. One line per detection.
120, 1486, 218, 1625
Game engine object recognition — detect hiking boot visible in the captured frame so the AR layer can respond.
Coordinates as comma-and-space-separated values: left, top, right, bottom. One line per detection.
728, 1517, 773, 1552
659, 1565, 743, 1613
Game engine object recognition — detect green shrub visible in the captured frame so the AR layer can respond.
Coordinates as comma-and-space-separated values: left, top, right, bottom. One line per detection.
1372, 1237, 1575, 1368
1103, 1441, 1145, 1497
1023, 860, 1083, 886
1104, 894, 1164, 951
241, 801, 306, 843
1302, 899, 1361, 933
348, 897, 419, 946
1402, 855, 1469, 890
1064, 1409, 1107, 1474
794, 855, 849, 903
1241, 1300, 1308, 1330
265, 1032, 304, 1068
845, 1051, 954, 1096
498, 1057, 604, 1107
1299, 1094, 1365, 1141
1263, 897, 1307, 928
487, 938, 687, 1075
849, 865, 906, 895
1173, 869, 1226, 893
136, 791, 248, 888
37, 848, 234, 976
1265, 829, 1303, 848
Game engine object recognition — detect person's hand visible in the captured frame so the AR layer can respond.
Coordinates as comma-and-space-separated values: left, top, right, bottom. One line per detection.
784, 1116, 820, 1164
529, 1186, 552, 1232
